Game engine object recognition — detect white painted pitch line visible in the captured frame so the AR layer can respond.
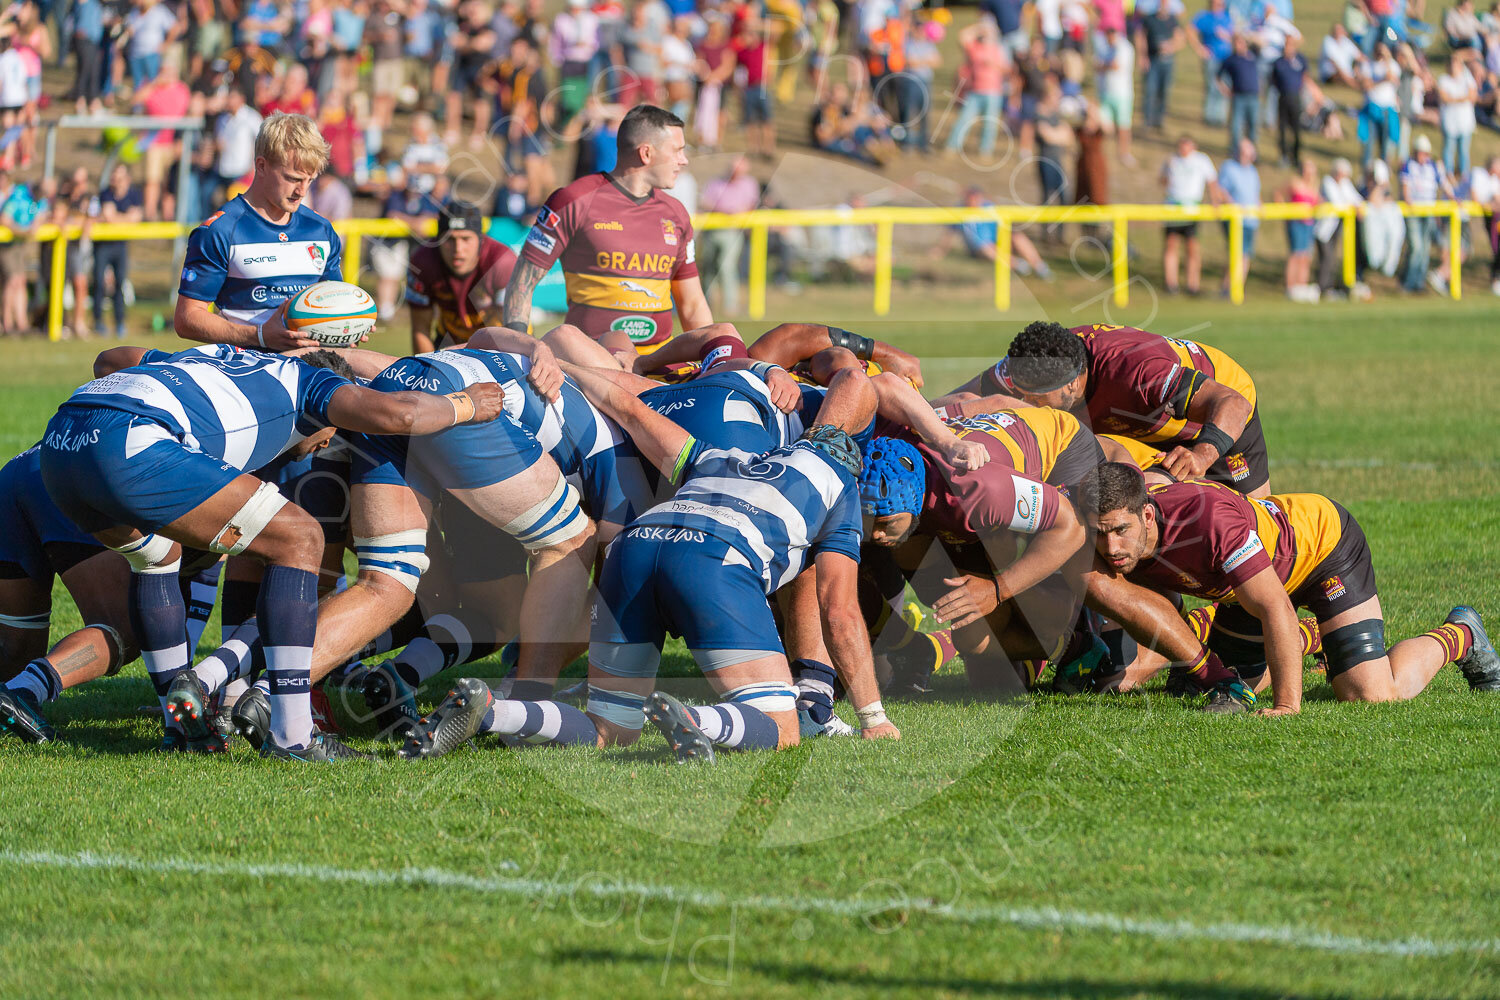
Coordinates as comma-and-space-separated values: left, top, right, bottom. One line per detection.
1, 849, 1494, 960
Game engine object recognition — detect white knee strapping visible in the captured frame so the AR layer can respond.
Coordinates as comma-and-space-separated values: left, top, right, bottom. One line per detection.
0, 611, 50, 630
724, 681, 798, 714
503, 478, 587, 551
355, 530, 431, 593
210, 481, 288, 556
114, 533, 180, 575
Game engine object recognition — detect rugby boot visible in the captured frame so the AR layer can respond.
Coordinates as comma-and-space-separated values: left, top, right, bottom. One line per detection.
165, 673, 228, 753
0, 690, 54, 743
1203, 678, 1256, 714
1052, 633, 1114, 695
361, 663, 421, 742
230, 686, 272, 750
644, 691, 715, 764
155, 730, 187, 753
1449, 607, 1500, 691
260, 731, 370, 762
398, 678, 493, 760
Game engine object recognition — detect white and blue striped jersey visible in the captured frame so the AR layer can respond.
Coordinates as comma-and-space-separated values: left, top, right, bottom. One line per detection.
641, 370, 879, 457
631, 440, 862, 593
374, 348, 649, 520
58, 344, 351, 473
178, 195, 343, 325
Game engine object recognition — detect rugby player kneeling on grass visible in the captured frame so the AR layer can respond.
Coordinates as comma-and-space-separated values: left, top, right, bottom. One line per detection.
575, 365, 897, 760
1080, 463, 1499, 714
37, 344, 506, 761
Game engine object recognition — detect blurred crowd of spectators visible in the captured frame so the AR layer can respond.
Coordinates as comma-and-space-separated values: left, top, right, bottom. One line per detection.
0, 0, 1492, 334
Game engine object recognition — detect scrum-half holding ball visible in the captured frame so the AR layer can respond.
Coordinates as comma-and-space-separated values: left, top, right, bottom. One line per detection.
286, 281, 377, 347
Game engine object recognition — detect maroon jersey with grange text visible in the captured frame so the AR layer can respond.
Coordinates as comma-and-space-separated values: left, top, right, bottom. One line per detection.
520, 173, 698, 347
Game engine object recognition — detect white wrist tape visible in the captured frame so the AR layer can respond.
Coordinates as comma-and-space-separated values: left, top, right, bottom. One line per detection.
856, 700, 889, 729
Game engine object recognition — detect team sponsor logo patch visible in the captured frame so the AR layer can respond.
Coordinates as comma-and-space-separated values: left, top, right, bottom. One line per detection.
1226, 453, 1250, 482
611, 315, 659, 342
684, 237, 696, 264
307, 244, 327, 268
1007, 474, 1045, 534
661, 219, 678, 246
278, 232, 289, 242
618, 279, 654, 296
182, 268, 197, 283
1222, 530, 1265, 573
1322, 575, 1347, 601
535, 205, 559, 230
525, 227, 557, 254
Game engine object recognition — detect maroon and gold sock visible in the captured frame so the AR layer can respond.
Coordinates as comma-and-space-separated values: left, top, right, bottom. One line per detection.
1184, 604, 1218, 645
1298, 616, 1323, 657
1171, 647, 1240, 692
1423, 622, 1474, 663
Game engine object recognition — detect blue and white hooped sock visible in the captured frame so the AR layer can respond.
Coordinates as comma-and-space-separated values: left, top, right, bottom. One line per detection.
181, 562, 223, 656
259, 565, 319, 749
130, 569, 189, 730
480, 698, 597, 746
5, 658, 63, 704
688, 703, 780, 750
191, 618, 263, 694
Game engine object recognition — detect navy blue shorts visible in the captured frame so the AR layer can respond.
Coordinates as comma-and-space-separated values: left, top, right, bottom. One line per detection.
591, 529, 782, 653
40, 405, 239, 535
0, 445, 103, 579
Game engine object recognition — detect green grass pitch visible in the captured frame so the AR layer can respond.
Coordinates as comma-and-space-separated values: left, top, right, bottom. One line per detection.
1, 294, 1497, 999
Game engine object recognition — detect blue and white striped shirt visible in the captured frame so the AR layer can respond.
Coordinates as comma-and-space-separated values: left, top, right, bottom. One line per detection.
60, 344, 350, 473
631, 440, 862, 593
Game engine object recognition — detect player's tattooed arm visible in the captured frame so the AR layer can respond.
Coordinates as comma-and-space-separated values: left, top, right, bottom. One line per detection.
501, 259, 548, 333
1235, 567, 1305, 715
813, 552, 899, 740
870, 373, 989, 472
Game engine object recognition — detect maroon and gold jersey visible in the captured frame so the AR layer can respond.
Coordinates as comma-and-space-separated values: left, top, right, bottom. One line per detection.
989, 324, 1258, 448
520, 173, 699, 347
1075, 324, 1257, 447
405, 237, 516, 346
880, 409, 1071, 547
938, 407, 1103, 492
1129, 480, 1343, 603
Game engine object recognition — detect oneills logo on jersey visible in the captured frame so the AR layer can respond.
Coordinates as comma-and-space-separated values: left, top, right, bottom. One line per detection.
661, 219, 678, 246
593, 220, 624, 230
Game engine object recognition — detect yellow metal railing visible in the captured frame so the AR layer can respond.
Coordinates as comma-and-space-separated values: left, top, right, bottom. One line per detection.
13, 202, 1485, 340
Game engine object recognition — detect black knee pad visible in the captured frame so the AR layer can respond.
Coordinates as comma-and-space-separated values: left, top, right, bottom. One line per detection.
1100, 628, 1138, 671
1321, 619, 1386, 679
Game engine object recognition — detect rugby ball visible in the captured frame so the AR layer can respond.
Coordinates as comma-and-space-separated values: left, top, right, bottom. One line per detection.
286, 281, 377, 347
